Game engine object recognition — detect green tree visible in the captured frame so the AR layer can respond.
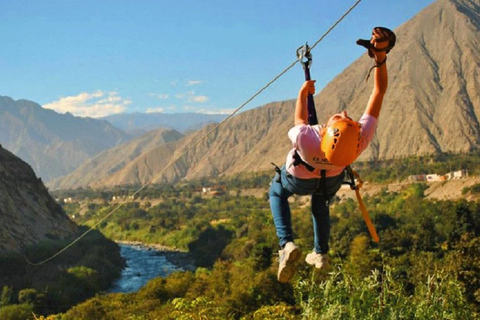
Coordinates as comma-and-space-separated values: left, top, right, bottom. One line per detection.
171, 297, 233, 319
188, 225, 233, 268
0, 304, 34, 320
450, 234, 480, 309
346, 234, 378, 279
250, 244, 273, 272
448, 203, 477, 245
1, 286, 13, 307
18, 288, 38, 305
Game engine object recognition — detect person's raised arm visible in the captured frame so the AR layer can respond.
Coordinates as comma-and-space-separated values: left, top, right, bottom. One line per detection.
295, 80, 316, 125
365, 28, 389, 119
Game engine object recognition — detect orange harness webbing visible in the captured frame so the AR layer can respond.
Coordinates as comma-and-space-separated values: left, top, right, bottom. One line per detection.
347, 167, 379, 243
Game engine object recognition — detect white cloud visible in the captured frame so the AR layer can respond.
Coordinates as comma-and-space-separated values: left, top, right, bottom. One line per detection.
43, 91, 131, 118
188, 95, 208, 103
146, 107, 165, 114
175, 93, 186, 99
184, 106, 234, 115
186, 80, 203, 86
175, 90, 209, 104
149, 93, 169, 100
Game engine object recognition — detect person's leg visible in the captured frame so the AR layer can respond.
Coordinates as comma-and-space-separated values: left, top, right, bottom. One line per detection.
269, 167, 303, 283
311, 194, 330, 254
310, 172, 345, 253
269, 168, 294, 248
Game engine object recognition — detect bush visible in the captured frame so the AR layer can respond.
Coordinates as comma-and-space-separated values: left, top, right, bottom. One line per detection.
1, 286, 14, 307
18, 288, 38, 304
0, 303, 34, 320
462, 183, 480, 195
295, 265, 476, 320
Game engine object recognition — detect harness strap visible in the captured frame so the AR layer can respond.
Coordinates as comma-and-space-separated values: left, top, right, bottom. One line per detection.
344, 166, 379, 242
271, 162, 282, 182
355, 187, 379, 242
292, 150, 315, 172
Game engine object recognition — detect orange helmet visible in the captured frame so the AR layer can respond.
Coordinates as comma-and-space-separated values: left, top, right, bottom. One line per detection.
321, 119, 361, 166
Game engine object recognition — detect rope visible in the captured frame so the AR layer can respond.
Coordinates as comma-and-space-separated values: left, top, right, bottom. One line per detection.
23, 0, 364, 266
309, 0, 363, 52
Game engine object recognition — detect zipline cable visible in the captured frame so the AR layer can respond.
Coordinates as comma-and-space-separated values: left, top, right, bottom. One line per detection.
23, 0, 364, 266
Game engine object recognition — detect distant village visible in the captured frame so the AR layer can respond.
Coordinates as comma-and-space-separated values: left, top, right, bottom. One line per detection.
60, 170, 470, 205
407, 169, 468, 182
61, 186, 228, 204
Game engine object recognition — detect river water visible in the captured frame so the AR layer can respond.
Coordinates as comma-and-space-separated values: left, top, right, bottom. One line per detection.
109, 244, 195, 293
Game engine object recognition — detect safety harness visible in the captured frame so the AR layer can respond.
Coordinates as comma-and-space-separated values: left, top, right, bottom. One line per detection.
292, 42, 379, 242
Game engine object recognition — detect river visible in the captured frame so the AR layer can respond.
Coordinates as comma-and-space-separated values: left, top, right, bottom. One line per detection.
109, 244, 196, 293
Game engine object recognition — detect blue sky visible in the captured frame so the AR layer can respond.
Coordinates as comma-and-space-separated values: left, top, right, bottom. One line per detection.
0, 0, 435, 118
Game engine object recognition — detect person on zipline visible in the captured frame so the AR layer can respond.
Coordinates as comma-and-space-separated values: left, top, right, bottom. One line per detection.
269, 27, 395, 283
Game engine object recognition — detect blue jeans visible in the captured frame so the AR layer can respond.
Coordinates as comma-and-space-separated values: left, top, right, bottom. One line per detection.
269, 166, 345, 254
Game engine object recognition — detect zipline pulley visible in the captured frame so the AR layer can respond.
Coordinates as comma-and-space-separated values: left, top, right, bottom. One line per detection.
296, 43, 318, 126
296, 43, 312, 75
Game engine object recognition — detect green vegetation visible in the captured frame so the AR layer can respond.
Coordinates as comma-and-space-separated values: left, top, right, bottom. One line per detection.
43, 179, 480, 319
463, 183, 480, 196
4, 150, 480, 319
0, 229, 124, 317
353, 151, 477, 183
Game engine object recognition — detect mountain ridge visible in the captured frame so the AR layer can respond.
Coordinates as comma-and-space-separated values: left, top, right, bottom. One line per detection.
46, 0, 480, 189
0, 145, 78, 252
0, 96, 133, 181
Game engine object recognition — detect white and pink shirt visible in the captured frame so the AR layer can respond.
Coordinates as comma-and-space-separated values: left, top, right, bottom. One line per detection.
286, 113, 377, 179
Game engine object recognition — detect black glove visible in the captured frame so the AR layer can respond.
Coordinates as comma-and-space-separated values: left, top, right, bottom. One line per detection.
356, 27, 396, 59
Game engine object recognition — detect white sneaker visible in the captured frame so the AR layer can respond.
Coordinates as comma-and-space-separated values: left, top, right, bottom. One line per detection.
305, 251, 329, 269
277, 242, 301, 283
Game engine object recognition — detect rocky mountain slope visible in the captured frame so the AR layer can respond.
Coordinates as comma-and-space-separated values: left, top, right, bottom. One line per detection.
48, 128, 184, 189
51, 0, 480, 189
0, 96, 133, 181
50, 100, 293, 189
0, 145, 78, 252
313, 0, 480, 159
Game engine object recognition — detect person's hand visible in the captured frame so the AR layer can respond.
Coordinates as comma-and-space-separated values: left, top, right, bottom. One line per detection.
371, 27, 388, 62
300, 80, 316, 97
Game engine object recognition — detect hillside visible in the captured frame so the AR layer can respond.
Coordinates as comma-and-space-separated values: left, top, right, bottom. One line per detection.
314, 0, 480, 159
48, 128, 184, 190
0, 145, 78, 252
51, 0, 480, 189
334, 176, 480, 202
0, 96, 133, 181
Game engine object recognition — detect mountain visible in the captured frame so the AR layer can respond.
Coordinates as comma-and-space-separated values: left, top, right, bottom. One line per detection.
50, 100, 296, 188
50, 0, 480, 189
93, 101, 292, 187
312, 0, 480, 159
48, 128, 184, 190
0, 145, 78, 252
101, 112, 228, 134
0, 97, 133, 181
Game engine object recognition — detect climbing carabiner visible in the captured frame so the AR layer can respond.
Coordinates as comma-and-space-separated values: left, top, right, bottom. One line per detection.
296, 43, 312, 71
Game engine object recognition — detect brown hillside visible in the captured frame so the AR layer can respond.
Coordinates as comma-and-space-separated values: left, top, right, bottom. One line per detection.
0, 146, 78, 252
50, 0, 480, 189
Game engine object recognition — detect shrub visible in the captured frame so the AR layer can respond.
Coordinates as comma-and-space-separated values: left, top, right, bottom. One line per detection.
0, 303, 34, 320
